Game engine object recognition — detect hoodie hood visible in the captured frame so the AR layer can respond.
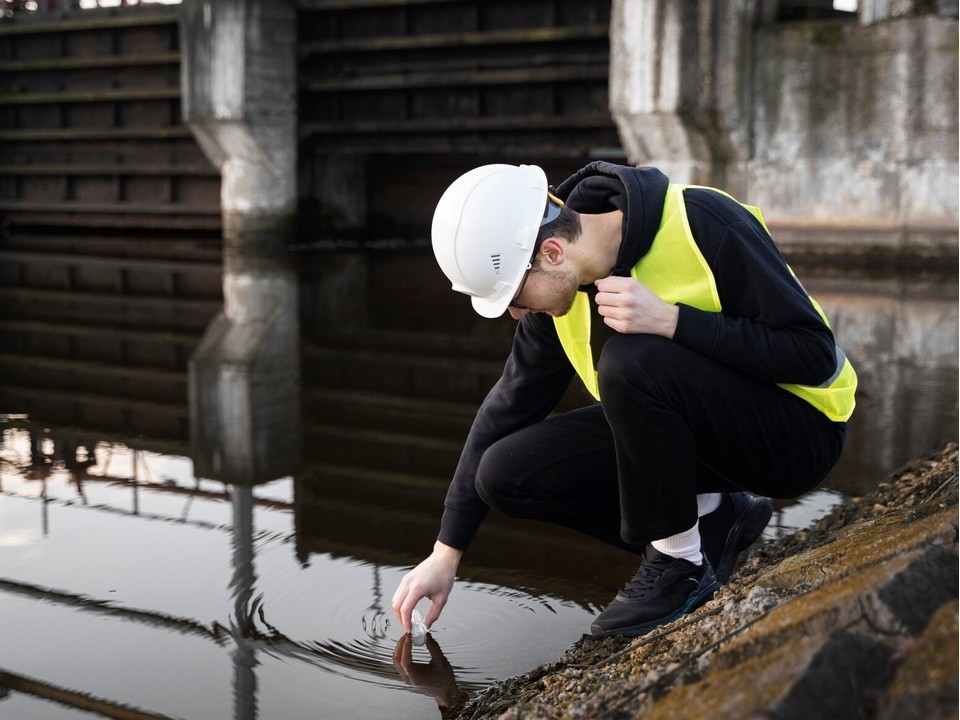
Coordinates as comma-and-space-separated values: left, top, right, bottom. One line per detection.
553, 161, 669, 277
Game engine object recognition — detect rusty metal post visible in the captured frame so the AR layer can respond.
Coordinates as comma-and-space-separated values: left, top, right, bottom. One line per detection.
180, 0, 301, 485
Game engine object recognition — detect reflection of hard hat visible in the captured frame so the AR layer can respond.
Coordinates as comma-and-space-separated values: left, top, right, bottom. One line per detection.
431, 164, 560, 318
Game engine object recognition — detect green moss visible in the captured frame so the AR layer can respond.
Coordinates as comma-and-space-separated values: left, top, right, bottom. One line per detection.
757, 506, 958, 592
808, 20, 847, 46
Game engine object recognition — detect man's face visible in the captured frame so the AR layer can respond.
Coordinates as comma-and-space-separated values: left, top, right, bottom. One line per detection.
506, 264, 579, 320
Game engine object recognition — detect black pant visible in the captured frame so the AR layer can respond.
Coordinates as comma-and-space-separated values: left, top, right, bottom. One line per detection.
474, 335, 845, 553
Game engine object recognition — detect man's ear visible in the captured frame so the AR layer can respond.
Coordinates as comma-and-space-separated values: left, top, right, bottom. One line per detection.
538, 237, 565, 266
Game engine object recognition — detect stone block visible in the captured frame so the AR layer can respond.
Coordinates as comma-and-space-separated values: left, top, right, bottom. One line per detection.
877, 600, 960, 720
876, 546, 959, 634
770, 631, 895, 720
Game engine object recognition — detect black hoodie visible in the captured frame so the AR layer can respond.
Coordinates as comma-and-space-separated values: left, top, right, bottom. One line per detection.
436, 163, 839, 552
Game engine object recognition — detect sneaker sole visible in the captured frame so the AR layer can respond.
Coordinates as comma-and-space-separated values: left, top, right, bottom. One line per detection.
715, 496, 774, 584
590, 576, 721, 638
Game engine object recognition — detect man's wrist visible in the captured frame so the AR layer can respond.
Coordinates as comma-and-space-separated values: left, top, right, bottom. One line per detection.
661, 303, 680, 339
433, 541, 464, 563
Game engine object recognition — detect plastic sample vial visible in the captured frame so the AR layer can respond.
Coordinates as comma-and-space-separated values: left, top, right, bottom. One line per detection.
411, 608, 427, 645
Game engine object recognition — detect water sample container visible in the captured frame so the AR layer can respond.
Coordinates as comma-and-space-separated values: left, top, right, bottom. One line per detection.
411, 608, 427, 645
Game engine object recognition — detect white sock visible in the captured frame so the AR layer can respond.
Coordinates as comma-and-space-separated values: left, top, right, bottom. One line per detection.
697, 493, 722, 517
651, 522, 702, 565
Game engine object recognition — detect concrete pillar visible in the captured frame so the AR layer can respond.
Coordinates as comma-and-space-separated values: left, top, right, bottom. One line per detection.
608, 0, 757, 192
180, 0, 301, 484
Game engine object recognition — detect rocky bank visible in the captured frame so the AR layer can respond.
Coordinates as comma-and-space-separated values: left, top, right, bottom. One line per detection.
454, 443, 959, 720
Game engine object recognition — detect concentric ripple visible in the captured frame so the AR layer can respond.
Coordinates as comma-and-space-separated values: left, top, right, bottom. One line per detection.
240, 545, 596, 693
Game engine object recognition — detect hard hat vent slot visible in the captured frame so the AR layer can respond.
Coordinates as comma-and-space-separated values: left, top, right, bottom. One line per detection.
490, 254, 502, 275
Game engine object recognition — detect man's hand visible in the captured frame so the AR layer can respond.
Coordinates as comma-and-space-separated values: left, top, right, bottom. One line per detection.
392, 541, 462, 634
594, 276, 679, 338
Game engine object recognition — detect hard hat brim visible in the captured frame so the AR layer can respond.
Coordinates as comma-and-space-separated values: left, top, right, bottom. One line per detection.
470, 257, 532, 318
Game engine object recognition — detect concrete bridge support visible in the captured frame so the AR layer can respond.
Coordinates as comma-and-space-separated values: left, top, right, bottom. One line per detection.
608, 0, 758, 192
608, 0, 959, 264
180, 0, 301, 484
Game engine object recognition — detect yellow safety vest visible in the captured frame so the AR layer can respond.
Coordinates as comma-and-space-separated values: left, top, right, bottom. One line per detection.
553, 184, 857, 422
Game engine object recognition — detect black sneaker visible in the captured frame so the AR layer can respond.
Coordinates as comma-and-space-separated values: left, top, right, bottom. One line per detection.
590, 545, 720, 637
699, 492, 774, 584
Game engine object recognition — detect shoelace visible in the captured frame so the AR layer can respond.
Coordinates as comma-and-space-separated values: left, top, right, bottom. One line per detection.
619, 555, 674, 598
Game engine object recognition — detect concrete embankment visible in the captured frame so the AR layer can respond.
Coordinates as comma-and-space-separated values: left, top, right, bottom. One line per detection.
455, 443, 959, 720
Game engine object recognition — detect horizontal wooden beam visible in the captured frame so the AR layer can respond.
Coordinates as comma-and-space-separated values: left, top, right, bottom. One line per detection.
0, 163, 217, 177
299, 24, 608, 56
0, 250, 220, 274
0, 201, 219, 216
0, 285, 222, 312
301, 63, 606, 91
0, 319, 200, 347
0, 353, 186, 386
299, 0, 474, 10
0, 212, 221, 231
0, 126, 191, 142
0, 52, 180, 73
300, 112, 615, 137
0, 86, 179, 106
0, 10, 177, 36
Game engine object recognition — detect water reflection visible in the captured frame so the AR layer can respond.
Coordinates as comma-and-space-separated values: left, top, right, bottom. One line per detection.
394, 634, 470, 719
0, 256, 956, 719
0, 419, 589, 718
0, 428, 520, 719
809, 273, 958, 494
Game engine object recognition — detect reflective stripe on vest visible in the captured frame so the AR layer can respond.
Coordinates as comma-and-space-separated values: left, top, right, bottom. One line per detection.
553, 184, 857, 422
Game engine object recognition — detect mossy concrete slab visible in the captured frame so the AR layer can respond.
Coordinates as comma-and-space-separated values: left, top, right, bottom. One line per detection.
644, 634, 824, 720
757, 504, 957, 591
716, 553, 916, 669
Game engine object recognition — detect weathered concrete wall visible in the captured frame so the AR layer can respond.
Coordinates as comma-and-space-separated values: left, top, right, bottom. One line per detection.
180, 0, 301, 484
609, 0, 758, 190
609, 1, 958, 265
750, 16, 958, 228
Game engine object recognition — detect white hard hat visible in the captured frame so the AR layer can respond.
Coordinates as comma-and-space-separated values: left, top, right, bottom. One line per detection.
431, 164, 561, 318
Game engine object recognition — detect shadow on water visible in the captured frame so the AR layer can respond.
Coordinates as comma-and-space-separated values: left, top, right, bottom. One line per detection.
0, 240, 957, 720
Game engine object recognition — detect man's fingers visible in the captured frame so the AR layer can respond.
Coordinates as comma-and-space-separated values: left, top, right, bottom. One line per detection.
595, 276, 634, 292
423, 597, 446, 629
392, 582, 416, 632
594, 291, 617, 307
596, 288, 638, 309
594, 275, 619, 291
399, 593, 423, 633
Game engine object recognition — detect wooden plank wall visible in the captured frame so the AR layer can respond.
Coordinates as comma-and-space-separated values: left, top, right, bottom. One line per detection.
0, 8, 222, 447
0, 8, 220, 231
297, 0, 620, 237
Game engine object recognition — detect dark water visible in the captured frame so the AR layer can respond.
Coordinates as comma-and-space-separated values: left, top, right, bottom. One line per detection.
0, 271, 956, 720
